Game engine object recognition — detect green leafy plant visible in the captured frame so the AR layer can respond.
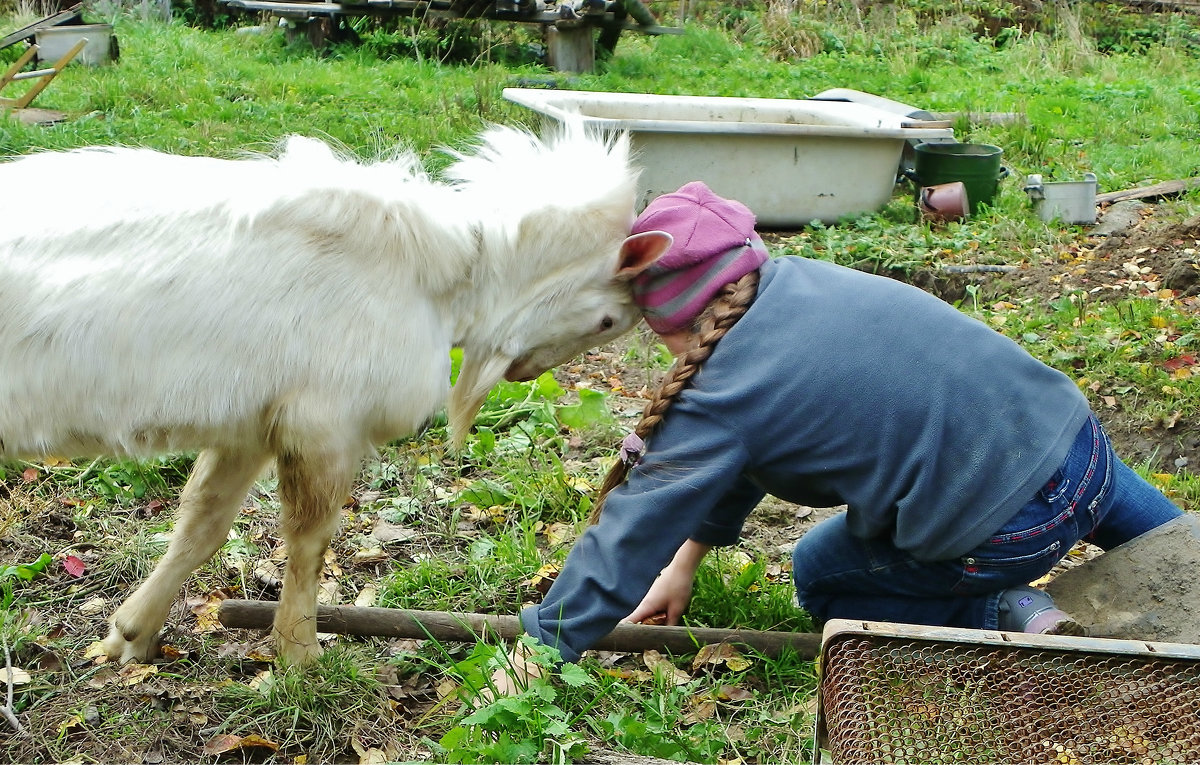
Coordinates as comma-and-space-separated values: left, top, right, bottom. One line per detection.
0, 553, 52, 584
434, 639, 592, 764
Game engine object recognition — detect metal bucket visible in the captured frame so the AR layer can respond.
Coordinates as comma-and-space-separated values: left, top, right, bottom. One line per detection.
910, 143, 1008, 214
1023, 173, 1098, 224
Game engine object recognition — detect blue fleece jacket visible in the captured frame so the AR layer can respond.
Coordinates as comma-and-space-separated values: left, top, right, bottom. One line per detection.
522, 256, 1092, 661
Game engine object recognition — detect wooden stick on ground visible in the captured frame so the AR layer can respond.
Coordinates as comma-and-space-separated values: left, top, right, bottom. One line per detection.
0, 634, 23, 734
1096, 177, 1200, 206
218, 600, 822, 659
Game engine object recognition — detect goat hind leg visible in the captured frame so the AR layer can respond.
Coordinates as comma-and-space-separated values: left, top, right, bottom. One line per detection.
272, 447, 356, 666
102, 449, 268, 662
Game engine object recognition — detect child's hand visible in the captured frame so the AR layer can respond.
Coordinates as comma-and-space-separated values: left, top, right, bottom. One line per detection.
624, 564, 694, 625
623, 538, 712, 625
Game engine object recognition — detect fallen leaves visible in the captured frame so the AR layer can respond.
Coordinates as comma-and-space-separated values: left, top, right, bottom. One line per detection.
187, 589, 232, 634
86, 662, 158, 688
692, 643, 752, 673
1, 667, 31, 686
60, 555, 86, 578
201, 733, 280, 756
370, 518, 419, 544
643, 650, 692, 686
521, 563, 560, 596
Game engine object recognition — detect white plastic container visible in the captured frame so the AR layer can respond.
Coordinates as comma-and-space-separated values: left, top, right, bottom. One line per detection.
503, 88, 954, 227
1023, 173, 1098, 225
34, 24, 117, 67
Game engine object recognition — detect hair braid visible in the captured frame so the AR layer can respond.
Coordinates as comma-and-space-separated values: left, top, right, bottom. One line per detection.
590, 269, 761, 524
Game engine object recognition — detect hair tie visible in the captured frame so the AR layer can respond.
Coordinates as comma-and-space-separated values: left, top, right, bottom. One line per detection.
619, 433, 645, 467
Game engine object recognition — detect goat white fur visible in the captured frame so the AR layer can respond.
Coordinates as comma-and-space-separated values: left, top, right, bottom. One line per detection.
0, 123, 672, 664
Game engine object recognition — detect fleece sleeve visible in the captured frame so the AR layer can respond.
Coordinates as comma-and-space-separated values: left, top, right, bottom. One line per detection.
690, 474, 765, 547
520, 407, 751, 663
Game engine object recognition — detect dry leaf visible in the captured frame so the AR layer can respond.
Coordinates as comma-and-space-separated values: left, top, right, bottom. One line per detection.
436, 677, 460, 700
716, 684, 754, 702
317, 578, 340, 605
79, 596, 108, 616
693, 642, 750, 672
61, 555, 86, 578
253, 560, 283, 588
354, 586, 378, 608
248, 669, 273, 691
86, 667, 118, 688
602, 667, 653, 682
542, 522, 573, 546
684, 699, 717, 723
159, 644, 189, 661
116, 663, 158, 686
323, 548, 343, 578
522, 563, 560, 595
1, 667, 31, 685
351, 735, 395, 764
202, 733, 280, 756
187, 591, 225, 634
643, 650, 692, 685
352, 547, 389, 564
83, 641, 109, 663
371, 519, 419, 544
57, 713, 84, 736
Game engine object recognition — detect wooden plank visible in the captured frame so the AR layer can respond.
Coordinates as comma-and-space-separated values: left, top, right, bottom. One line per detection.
1095, 177, 1200, 205
6, 39, 87, 110
0, 3, 83, 51
218, 0, 680, 31
219, 599, 823, 658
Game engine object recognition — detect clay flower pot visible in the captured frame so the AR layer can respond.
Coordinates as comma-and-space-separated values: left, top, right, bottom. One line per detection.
919, 181, 969, 223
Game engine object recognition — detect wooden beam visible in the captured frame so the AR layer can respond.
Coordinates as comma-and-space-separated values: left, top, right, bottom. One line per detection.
0, 3, 83, 51
1095, 177, 1200, 205
218, 599, 823, 659
218, 0, 681, 32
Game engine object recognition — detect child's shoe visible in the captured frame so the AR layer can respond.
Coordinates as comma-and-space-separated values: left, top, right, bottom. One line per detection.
998, 585, 1085, 636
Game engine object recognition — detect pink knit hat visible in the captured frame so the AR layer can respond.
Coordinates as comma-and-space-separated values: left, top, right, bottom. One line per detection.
631, 181, 769, 334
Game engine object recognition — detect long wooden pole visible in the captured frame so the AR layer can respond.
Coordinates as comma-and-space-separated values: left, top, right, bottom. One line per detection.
219, 600, 822, 659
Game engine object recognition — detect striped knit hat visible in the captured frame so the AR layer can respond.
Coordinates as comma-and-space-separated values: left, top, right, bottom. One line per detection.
630, 181, 769, 334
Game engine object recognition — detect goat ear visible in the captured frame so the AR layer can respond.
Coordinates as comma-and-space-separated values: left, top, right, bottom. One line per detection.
615, 231, 673, 279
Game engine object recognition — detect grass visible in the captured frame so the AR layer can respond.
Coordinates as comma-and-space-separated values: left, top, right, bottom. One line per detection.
1, 0, 1199, 761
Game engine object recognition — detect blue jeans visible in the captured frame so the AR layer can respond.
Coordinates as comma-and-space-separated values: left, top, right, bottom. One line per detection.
791, 414, 1183, 630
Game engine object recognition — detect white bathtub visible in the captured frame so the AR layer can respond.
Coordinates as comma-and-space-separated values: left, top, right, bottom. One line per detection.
503, 88, 954, 228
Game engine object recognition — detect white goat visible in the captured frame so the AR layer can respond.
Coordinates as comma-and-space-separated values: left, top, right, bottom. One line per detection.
0, 123, 672, 665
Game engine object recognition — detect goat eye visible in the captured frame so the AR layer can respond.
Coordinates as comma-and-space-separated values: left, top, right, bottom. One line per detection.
599, 316, 615, 332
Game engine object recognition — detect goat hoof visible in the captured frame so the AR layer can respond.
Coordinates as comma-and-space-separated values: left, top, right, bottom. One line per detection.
101, 623, 160, 663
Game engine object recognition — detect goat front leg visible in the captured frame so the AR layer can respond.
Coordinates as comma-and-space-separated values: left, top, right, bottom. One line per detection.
272, 446, 357, 666
103, 448, 269, 663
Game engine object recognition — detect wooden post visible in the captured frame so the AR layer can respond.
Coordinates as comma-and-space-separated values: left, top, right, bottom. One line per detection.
219, 599, 823, 659
546, 23, 594, 73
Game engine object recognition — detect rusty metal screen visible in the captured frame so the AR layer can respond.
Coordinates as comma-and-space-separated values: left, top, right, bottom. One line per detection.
816, 620, 1200, 765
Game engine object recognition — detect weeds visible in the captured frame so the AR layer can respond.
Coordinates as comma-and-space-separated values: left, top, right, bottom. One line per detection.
212, 646, 395, 756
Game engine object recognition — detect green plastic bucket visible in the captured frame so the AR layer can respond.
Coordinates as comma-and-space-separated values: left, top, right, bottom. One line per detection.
911, 143, 1008, 214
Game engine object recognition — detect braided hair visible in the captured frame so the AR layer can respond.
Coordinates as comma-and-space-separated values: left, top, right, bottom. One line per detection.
590, 268, 761, 524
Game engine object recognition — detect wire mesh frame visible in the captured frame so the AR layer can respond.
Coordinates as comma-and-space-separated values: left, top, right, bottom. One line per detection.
815, 619, 1200, 765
